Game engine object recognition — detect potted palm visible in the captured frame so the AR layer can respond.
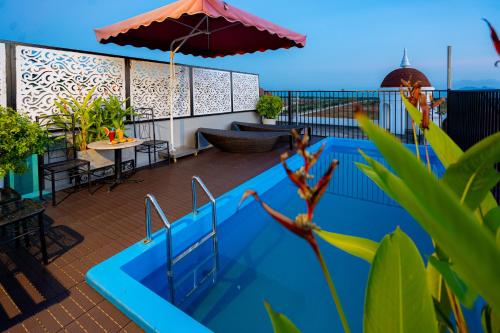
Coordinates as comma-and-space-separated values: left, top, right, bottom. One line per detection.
256, 95, 283, 125
0, 106, 47, 197
54, 88, 135, 169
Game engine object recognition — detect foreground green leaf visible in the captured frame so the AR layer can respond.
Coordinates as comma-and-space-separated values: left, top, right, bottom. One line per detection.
484, 207, 500, 236
442, 132, 500, 212
364, 228, 438, 333
356, 152, 428, 224
402, 95, 462, 167
264, 301, 301, 333
428, 256, 477, 308
356, 113, 500, 310
402, 95, 498, 214
315, 229, 378, 263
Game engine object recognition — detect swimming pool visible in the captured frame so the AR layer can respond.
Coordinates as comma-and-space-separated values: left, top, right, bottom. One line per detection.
86, 137, 444, 332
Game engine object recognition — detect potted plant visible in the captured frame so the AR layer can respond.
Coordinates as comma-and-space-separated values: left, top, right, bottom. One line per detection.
256, 95, 283, 125
0, 106, 47, 197
54, 88, 135, 169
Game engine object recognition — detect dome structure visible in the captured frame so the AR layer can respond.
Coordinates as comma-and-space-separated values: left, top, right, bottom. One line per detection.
380, 49, 431, 87
378, 49, 436, 136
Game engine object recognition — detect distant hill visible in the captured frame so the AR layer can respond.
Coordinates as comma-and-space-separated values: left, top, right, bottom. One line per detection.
458, 86, 499, 90
455, 79, 500, 90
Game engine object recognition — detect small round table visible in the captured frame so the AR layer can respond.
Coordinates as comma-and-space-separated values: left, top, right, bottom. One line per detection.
87, 139, 143, 191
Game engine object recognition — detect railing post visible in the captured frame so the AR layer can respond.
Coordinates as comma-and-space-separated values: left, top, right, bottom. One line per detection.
191, 178, 197, 215
144, 196, 152, 243
287, 91, 292, 125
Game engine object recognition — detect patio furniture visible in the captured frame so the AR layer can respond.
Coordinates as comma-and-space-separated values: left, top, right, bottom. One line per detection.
87, 139, 144, 191
133, 108, 171, 168
0, 188, 48, 264
37, 114, 91, 206
232, 121, 312, 148
232, 121, 312, 137
197, 128, 290, 153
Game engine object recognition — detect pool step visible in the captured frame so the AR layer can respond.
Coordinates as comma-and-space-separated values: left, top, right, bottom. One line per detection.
174, 252, 218, 307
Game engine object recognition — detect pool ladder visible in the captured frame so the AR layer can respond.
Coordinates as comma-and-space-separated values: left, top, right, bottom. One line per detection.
143, 176, 219, 305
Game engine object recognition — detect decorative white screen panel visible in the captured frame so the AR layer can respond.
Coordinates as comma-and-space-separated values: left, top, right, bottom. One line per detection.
232, 72, 259, 112
193, 68, 231, 115
16, 46, 125, 119
0, 43, 6, 107
130, 60, 190, 119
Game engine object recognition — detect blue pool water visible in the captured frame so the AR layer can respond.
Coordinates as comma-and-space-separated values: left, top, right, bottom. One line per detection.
88, 138, 483, 332
138, 144, 436, 333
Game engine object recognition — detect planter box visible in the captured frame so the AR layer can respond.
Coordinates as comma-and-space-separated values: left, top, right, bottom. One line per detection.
77, 149, 114, 170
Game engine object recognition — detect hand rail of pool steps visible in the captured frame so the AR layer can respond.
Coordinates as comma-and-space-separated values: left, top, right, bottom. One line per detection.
143, 176, 219, 304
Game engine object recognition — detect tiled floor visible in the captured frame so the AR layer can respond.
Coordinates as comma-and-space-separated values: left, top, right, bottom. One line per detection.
0, 141, 298, 332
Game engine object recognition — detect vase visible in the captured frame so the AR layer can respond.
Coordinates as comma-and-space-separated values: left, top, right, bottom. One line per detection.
262, 118, 277, 125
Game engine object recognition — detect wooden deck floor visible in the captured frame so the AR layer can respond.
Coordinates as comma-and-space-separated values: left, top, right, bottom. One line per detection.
0, 142, 299, 332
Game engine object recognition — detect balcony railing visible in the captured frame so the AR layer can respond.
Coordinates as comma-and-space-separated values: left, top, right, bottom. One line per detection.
267, 90, 447, 144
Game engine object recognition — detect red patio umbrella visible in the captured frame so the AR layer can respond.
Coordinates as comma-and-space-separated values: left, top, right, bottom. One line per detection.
95, 0, 306, 149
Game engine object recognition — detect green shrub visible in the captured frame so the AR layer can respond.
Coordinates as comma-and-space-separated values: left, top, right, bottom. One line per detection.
0, 106, 47, 179
256, 95, 283, 119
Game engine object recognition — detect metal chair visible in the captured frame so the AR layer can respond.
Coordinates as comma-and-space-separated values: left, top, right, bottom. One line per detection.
132, 108, 170, 168
37, 114, 91, 206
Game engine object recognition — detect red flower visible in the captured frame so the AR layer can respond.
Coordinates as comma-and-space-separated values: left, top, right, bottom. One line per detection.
483, 18, 500, 66
239, 130, 339, 258
401, 78, 423, 107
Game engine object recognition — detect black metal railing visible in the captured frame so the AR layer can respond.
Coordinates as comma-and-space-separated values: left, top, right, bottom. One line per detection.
268, 89, 499, 203
446, 89, 500, 202
267, 90, 447, 143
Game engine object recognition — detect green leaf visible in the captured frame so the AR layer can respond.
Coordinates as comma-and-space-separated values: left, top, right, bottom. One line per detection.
403, 95, 498, 215
355, 155, 428, 225
484, 207, 500, 236
314, 229, 378, 263
402, 95, 462, 167
432, 297, 454, 333
264, 301, 301, 333
364, 228, 438, 333
356, 113, 500, 310
428, 256, 477, 308
442, 132, 500, 212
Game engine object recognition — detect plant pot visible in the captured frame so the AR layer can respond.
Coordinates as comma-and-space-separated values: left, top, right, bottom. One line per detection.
262, 118, 277, 125
77, 149, 114, 170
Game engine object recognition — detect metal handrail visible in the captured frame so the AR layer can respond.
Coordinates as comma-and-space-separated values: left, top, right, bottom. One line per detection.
192, 175, 219, 272
142, 177, 219, 305
143, 193, 175, 302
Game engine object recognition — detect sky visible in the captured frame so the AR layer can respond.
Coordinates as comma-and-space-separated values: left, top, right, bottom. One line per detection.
0, 0, 498, 90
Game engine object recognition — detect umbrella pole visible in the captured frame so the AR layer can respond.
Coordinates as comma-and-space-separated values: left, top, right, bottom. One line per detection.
167, 16, 209, 153
168, 51, 176, 151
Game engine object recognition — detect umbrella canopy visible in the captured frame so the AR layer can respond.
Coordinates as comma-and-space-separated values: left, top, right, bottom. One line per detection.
95, 0, 305, 150
94, 0, 306, 57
